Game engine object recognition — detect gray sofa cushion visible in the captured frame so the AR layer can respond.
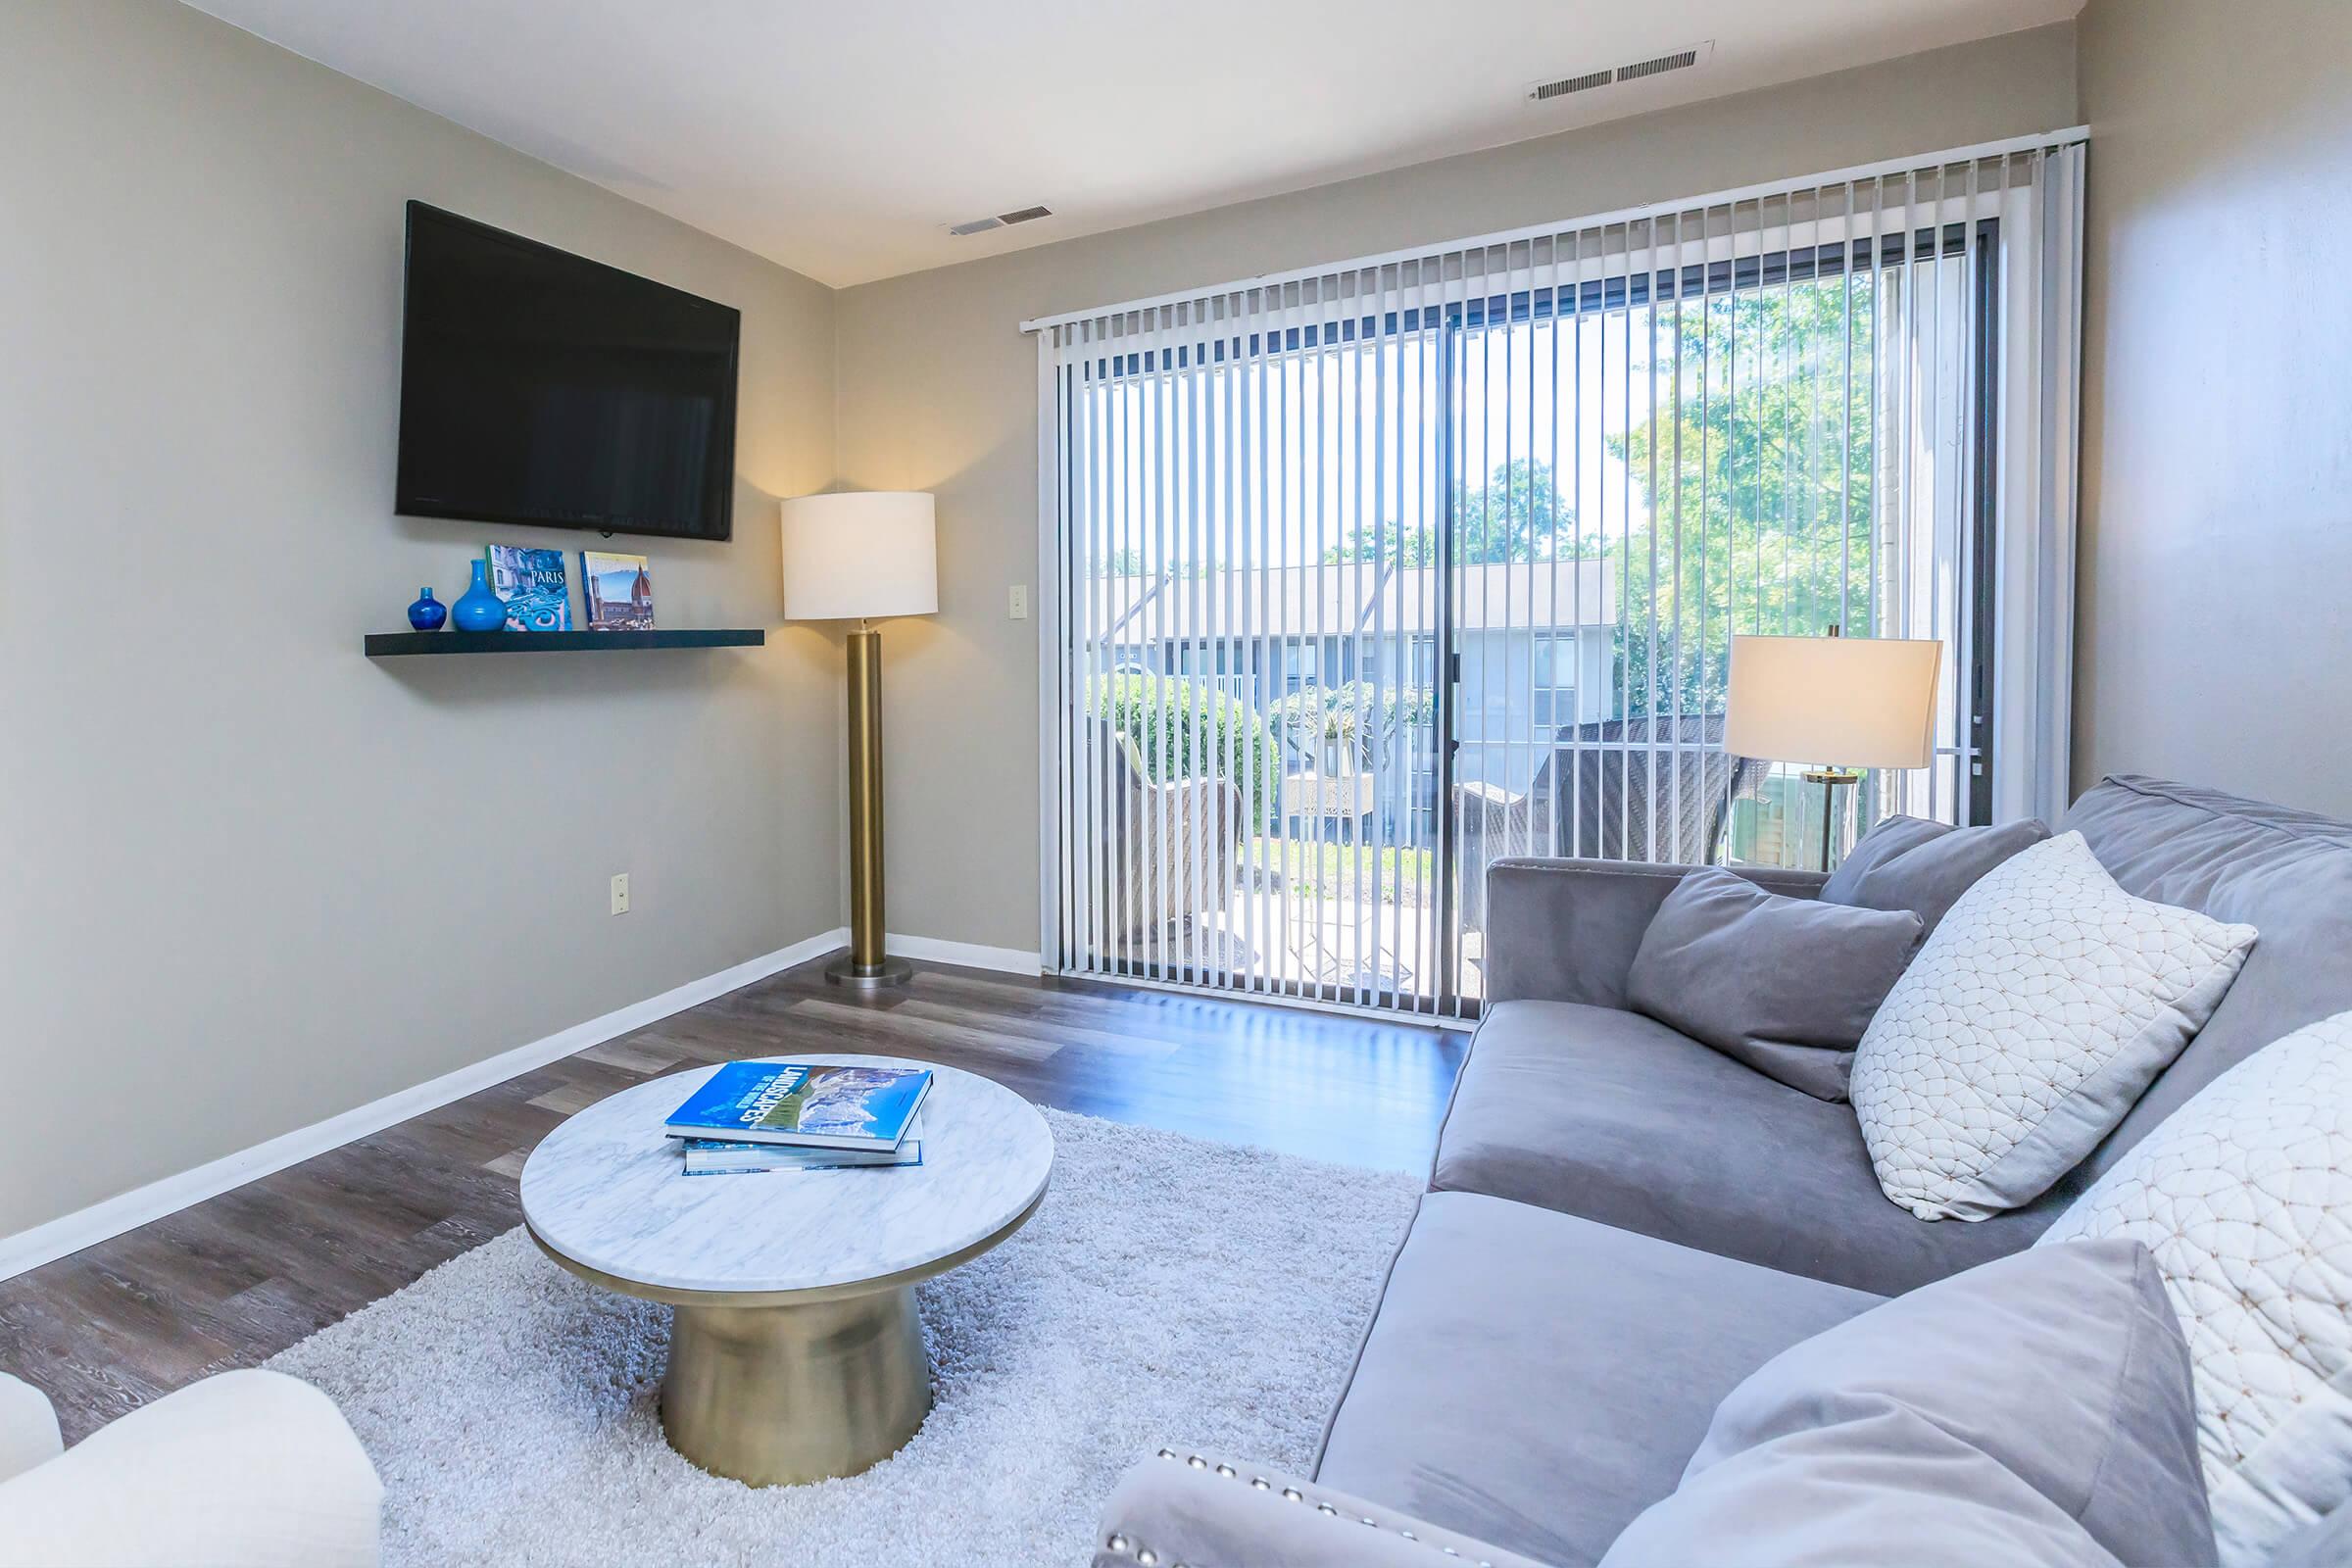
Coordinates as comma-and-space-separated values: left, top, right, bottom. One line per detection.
1433, 1001, 2053, 1295
1601, 1239, 2215, 1568
1626, 866, 1922, 1102
1482, 857, 1829, 1008
1315, 1192, 1878, 1568
1821, 813, 2050, 934
2058, 776, 2352, 1194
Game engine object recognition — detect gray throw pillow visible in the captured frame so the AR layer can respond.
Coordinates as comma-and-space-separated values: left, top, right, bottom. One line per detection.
1626, 866, 1921, 1102
1600, 1239, 2217, 1568
1822, 814, 2050, 934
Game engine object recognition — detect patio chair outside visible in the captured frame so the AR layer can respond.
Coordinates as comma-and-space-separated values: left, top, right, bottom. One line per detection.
1082, 717, 1244, 962
1455, 713, 1769, 934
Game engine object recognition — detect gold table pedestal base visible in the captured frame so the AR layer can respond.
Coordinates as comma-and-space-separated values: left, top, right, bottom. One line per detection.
660, 1287, 932, 1488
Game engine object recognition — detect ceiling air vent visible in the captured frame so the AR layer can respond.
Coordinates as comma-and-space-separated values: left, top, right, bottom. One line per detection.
947, 204, 1054, 237
1530, 67, 1615, 102
1528, 41, 1711, 104
1617, 47, 1700, 83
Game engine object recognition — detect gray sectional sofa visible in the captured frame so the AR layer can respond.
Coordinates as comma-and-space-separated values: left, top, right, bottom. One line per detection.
1093, 775, 2352, 1568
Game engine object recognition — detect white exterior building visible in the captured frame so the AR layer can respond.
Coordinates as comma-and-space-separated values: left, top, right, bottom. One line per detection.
1092, 560, 1619, 828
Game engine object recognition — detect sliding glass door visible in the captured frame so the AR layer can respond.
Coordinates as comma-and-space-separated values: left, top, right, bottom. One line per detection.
1445, 216, 1993, 1000
1046, 289, 1452, 1011
1038, 143, 2082, 1018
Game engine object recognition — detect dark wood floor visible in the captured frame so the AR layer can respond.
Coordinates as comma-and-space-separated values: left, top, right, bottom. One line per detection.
0, 956, 1464, 1444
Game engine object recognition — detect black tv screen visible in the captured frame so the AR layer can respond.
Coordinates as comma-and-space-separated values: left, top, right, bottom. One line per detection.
395, 202, 740, 540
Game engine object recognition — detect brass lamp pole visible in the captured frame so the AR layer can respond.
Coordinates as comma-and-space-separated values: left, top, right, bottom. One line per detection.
780, 491, 939, 989
839, 618, 900, 984
1799, 628, 1864, 874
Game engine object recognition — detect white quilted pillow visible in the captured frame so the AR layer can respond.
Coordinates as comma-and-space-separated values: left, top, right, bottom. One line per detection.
1850, 830, 2256, 1221
2038, 1012, 2352, 1568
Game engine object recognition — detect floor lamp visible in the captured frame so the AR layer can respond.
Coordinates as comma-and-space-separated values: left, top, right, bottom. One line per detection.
780, 491, 939, 988
1723, 630, 1942, 871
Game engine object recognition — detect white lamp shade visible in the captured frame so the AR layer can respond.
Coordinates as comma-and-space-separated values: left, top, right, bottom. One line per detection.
779, 491, 939, 621
1723, 634, 1942, 769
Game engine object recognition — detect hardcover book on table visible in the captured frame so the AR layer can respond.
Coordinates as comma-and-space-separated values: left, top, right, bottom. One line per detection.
663, 1062, 931, 1150
681, 1118, 926, 1175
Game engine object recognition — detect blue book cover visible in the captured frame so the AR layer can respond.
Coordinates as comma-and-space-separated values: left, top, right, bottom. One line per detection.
665, 1063, 809, 1138
486, 545, 571, 631
664, 1062, 930, 1149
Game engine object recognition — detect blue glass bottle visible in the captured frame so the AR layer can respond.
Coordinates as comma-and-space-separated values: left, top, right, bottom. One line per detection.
407, 587, 448, 631
451, 559, 506, 632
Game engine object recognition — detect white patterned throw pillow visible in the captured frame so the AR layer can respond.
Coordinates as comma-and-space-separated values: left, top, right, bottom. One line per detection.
1850, 830, 2256, 1222
2037, 1012, 2352, 1568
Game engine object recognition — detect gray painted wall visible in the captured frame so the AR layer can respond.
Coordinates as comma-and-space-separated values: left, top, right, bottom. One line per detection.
833, 24, 2082, 954
2074, 0, 2352, 811
0, 5, 2116, 1244
0, 1, 842, 1236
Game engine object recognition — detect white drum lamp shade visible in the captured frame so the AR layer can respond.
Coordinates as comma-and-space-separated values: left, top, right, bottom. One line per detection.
1724, 634, 1942, 769
780, 491, 938, 621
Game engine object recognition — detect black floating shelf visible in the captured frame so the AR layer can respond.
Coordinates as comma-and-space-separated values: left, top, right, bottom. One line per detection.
366, 629, 765, 657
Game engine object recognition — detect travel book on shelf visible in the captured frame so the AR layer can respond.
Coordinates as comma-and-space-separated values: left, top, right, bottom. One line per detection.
580, 550, 656, 630
485, 545, 571, 631
682, 1118, 925, 1176
663, 1062, 931, 1150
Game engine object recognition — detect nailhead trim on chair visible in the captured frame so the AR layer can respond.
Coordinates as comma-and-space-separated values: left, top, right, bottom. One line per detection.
1099, 1449, 1497, 1568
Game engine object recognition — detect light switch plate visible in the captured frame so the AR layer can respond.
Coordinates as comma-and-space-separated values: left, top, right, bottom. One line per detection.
1009, 584, 1029, 620
611, 873, 630, 915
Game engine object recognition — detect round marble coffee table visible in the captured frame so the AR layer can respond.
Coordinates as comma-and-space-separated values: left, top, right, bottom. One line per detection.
520, 1054, 1053, 1487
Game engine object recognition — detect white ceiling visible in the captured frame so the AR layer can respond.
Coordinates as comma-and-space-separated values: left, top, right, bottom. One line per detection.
185, 0, 2079, 288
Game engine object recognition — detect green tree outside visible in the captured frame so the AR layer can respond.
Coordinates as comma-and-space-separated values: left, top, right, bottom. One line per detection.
1116, 275, 1880, 739
1316, 270, 1878, 726
1322, 458, 1573, 567
1611, 278, 1880, 719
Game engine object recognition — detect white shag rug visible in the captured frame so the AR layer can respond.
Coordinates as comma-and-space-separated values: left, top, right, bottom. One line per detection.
269, 1108, 1420, 1566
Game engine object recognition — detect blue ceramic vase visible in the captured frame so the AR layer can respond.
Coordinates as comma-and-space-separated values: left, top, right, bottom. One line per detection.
451, 560, 506, 632
407, 587, 448, 631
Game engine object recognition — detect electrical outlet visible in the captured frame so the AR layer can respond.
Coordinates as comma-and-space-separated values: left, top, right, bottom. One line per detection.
1008, 584, 1029, 620
610, 873, 630, 915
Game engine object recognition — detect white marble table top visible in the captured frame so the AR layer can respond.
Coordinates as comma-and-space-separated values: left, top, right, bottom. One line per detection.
520, 1054, 1054, 1298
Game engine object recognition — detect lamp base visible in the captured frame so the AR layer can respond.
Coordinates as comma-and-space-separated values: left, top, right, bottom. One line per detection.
824, 955, 914, 990
1801, 767, 1867, 873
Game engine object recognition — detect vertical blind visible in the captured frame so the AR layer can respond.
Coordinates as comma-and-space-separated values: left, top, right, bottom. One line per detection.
1031, 132, 2085, 1019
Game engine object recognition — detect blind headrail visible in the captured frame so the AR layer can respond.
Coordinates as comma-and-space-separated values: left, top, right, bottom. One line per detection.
1018, 124, 2087, 334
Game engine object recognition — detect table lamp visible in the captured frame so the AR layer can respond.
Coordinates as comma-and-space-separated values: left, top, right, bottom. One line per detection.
781, 491, 939, 988
1723, 630, 1942, 870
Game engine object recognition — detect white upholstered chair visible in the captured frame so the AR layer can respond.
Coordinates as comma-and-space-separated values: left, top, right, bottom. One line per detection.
0, 1368, 381, 1567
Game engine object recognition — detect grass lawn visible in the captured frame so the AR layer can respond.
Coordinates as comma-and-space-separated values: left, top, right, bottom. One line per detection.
1246, 835, 1435, 906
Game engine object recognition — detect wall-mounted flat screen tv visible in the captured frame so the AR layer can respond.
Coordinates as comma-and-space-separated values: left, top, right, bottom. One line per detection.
396, 201, 740, 541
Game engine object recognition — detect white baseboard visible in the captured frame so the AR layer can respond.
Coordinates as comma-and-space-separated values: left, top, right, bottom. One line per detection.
886, 931, 1045, 977
0, 927, 851, 1285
